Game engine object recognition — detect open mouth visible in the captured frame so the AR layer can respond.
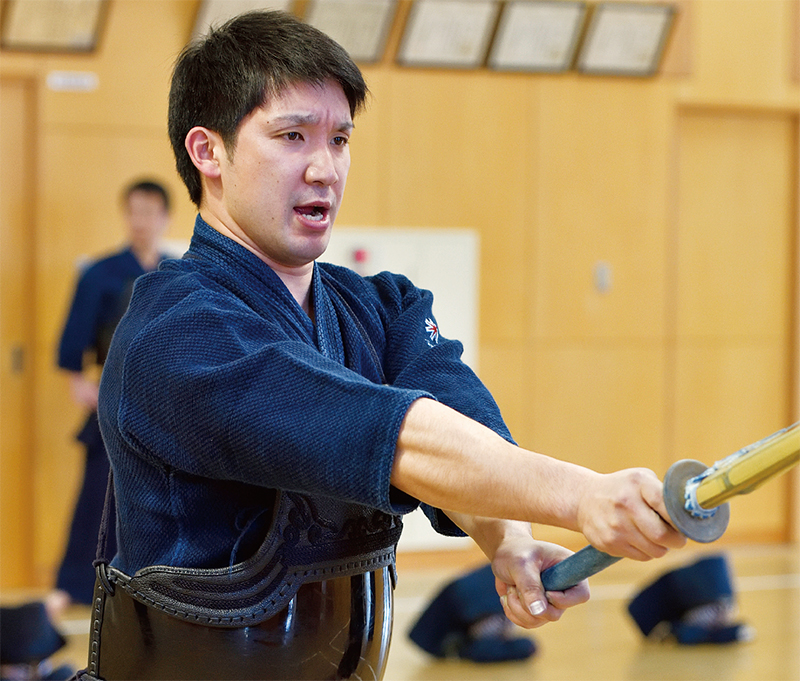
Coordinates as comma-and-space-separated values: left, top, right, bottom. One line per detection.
295, 205, 328, 222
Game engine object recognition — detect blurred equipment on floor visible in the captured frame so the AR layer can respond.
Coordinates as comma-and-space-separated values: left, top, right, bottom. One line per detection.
0, 601, 74, 680
408, 563, 536, 663
627, 553, 753, 645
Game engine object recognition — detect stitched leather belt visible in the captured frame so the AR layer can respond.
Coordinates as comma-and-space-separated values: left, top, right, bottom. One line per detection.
77, 491, 401, 680
82, 564, 393, 680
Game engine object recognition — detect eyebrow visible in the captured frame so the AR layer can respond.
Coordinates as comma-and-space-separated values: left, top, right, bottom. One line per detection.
269, 113, 354, 133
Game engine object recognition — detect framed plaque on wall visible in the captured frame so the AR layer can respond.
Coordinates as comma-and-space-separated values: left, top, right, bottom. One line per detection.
397, 0, 500, 69
193, 0, 294, 37
304, 0, 396, 63
488, 0, 587, 72
576, 2, 675, 76
1, 0, 106, 52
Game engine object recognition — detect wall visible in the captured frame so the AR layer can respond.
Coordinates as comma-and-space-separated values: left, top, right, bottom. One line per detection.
1, 0, 199, 587
0, 0, 798, 588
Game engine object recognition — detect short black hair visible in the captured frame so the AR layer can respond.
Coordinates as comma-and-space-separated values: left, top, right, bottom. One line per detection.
168, 10, 368, 207
124, 179, 171, 212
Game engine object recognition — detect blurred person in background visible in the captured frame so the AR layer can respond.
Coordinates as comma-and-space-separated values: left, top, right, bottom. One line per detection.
47, 180, 170, 616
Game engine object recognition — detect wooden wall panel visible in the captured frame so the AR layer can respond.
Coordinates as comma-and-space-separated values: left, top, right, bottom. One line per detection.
674, 372, 792, 543
675, 112, 794, 340
673, 342, 791, 455
691, 0, 793, 101
529, 343, 666, 475
671, 110, 796, 542
477, 344, 533, 449
36, 0, 195, 129
795, 114, 800, 543
380, 71, 534, 344
0, 78, 37, 588
532, 80, 671, 341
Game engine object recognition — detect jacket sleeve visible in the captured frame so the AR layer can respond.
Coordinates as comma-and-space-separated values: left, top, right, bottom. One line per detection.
58, 266, 103, 371
362, 271, 517, 536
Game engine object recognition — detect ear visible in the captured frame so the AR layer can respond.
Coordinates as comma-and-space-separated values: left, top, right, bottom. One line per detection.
185, 126, 224, 180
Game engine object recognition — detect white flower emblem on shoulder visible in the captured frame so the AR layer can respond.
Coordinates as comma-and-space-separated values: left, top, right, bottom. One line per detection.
424, 318, 439, 346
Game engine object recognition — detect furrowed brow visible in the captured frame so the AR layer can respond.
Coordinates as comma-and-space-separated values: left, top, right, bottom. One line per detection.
270, 113, 354, 133
271, 113, 318, 127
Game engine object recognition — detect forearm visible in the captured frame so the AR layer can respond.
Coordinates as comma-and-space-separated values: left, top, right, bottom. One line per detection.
391, 397, 686, 561
391, 397, 597, 532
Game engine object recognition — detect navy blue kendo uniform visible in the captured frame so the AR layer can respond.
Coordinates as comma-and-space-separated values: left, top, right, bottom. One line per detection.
56, 249, 161, 604
85, 216, 515, 679
99, 217, 514, 576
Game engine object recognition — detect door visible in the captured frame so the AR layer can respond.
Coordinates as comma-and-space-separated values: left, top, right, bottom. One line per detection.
672, 109, 797, 541
0, 77, 37, 588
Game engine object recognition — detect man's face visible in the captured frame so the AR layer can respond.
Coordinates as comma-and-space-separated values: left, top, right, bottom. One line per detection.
125, 190, 169, 250
214, 79, 353, 270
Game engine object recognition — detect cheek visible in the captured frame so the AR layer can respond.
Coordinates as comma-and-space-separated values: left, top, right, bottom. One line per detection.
336, 158, 350, 193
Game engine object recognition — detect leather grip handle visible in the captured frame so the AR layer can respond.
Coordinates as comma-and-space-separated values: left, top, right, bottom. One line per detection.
540, 545, 622, 592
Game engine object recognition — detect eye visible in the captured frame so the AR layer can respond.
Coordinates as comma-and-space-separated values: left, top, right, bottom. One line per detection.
331, 135, 349, 147
285, 131, 303, 141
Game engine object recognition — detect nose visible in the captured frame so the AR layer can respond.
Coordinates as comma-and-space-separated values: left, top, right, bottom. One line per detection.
305, 146, 339, 186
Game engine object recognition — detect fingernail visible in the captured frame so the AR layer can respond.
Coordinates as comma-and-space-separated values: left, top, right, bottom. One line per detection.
529, 601, 546, 616
500, 594, 508, 609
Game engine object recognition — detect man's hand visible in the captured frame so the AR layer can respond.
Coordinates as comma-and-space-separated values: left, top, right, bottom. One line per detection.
445, 514, 591, 631
575, 468, 687, 561
68, 372, 99, 410
491, 534, 590, 629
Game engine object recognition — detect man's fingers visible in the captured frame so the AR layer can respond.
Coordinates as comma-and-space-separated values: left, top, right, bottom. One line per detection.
511, 571, 549, 617
636, 488, 689, 553
640, 477, 688, 547
502, 584, 561, 628
595, 510, 685, 561
618, 516, 687, 561
499, 587, 528, 628
546, 581, 590, 609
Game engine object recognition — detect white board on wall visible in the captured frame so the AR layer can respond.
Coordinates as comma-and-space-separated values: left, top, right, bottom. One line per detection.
322, 226, 480, 370
321, 226, 479, 551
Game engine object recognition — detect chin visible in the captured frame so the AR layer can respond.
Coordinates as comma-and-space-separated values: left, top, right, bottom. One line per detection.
305, 235, 332, 262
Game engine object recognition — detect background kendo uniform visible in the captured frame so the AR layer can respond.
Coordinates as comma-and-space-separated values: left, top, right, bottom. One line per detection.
57, 249, 162, 605
82, 217, 516, 680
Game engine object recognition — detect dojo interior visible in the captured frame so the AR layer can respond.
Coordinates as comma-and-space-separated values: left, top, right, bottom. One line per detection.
1, 0, 798, 679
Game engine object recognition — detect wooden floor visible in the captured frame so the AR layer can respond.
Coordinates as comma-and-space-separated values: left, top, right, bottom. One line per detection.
3, 543, 798, 681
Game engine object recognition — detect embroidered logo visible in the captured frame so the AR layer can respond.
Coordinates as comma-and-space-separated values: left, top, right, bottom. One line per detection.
425, 318, 439, 346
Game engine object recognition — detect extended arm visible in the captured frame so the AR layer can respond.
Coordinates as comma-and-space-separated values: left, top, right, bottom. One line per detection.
391, 398, 686, 625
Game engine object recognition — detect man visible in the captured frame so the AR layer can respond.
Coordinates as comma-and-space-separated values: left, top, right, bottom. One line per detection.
83, 11, 684, 680
50, 180, 170, 614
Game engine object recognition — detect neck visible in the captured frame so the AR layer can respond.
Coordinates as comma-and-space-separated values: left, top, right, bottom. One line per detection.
274, 265, 315, 317
131, 243, 160, 271
199, 209, 315, 316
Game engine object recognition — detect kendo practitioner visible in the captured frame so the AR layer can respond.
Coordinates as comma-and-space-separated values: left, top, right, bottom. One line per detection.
50, 180, 170, 613
77, 11, 685, 680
